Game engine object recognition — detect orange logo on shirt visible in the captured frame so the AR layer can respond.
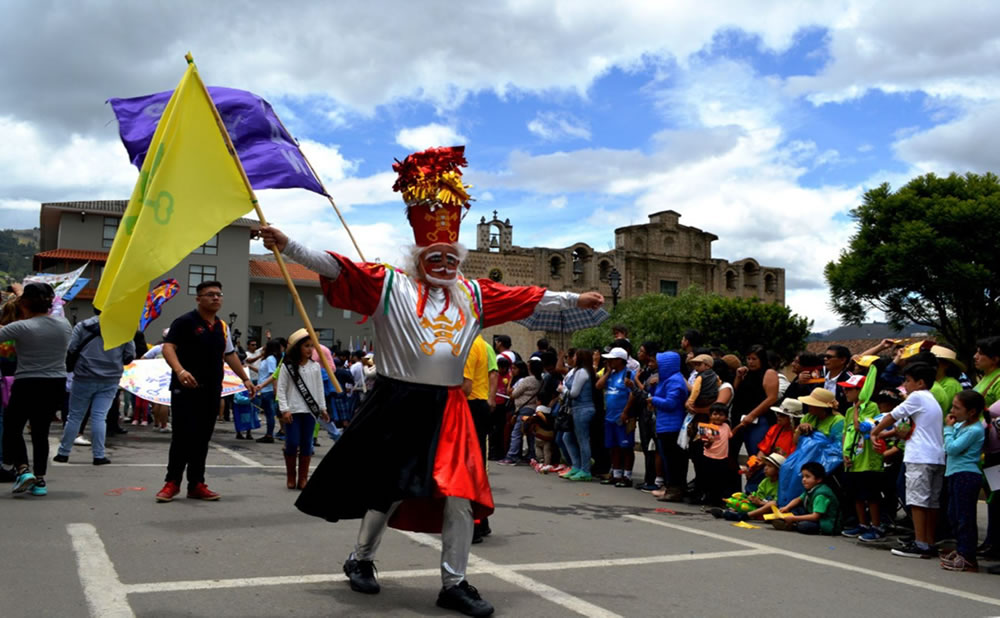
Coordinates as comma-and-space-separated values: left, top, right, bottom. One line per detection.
419, 309, 466, 357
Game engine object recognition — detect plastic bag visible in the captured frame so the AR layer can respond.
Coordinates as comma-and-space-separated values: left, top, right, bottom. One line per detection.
677, 412, 694, 450
777, 431, 843, 506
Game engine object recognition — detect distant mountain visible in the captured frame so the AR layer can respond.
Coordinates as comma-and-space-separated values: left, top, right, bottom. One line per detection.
808, 322, 931, 342
0, 228, 39, 283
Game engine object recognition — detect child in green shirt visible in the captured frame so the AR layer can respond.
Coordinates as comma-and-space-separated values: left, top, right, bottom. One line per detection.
773, 462, 841, 535
710, 453, 785, 521
838, 375, 885, 541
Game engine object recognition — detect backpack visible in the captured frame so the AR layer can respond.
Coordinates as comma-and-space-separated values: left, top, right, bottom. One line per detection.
66, 322, 101, 373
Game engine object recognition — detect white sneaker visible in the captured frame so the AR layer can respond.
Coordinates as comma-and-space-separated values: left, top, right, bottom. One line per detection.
159, 425, 172, 433
73, 436, 92, 446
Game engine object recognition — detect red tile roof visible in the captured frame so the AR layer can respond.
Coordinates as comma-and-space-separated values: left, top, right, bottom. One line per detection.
249, 260, 319, 282
34, 249, 109, 262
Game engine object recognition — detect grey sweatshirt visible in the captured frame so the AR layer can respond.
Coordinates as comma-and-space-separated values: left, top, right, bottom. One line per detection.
0, 314, 73, 378
69, 316, 136, 380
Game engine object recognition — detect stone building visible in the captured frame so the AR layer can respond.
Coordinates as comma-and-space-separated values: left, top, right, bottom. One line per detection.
34, 200, 373, 350
462, 209, 785, 354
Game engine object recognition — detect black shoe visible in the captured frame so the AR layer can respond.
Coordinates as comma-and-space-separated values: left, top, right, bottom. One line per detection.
255, 435, 275, 444
600, 476, 615, 485
53, 454, 69, 463
472, 533, 484, 545
343, 558, 379, 594
890, 542, 936, 559
110, 427, 128, 435
615, 477, 633, 488
313, 438, 320, 447
235, 432, 245, 440
93, 458, 112, 466
436, 580, 494, 617
708, 507, 724, 519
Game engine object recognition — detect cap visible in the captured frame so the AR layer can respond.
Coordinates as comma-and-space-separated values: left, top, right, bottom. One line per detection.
837, 374, 865, 389
721, 354, 741, 370
602, 348, 628, 361
692, 354, 714, 366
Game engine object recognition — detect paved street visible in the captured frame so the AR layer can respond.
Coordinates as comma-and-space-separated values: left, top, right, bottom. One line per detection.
3, 423, 1000, 618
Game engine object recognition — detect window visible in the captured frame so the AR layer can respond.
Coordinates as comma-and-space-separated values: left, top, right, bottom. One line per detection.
764, 273, 776, 294
343, 309, 352, 319
285, 292, 294, 316
252, 289, 263, 314
316, 294, 324, 319
102, 217, 119, 249
726, 270, 737, 290
316, 328, 335, 348
549, 255, 563, 278
659, 280, 678, 296
187, 264, 217, 295
191, 233, 219, 255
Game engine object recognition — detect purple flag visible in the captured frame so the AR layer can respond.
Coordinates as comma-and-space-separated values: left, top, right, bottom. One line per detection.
108, 87, 326, 196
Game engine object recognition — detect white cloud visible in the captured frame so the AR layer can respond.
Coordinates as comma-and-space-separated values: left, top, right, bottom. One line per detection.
785, 3, 1000, 103
550, 196, 568, 209
893, 101, 1000, 174
527, 111, 591, 141
395, 123, 468, 151
857, 143, 873, 153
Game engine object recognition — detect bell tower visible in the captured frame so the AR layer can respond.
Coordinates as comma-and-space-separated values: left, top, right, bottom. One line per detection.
476, 211, 513, 252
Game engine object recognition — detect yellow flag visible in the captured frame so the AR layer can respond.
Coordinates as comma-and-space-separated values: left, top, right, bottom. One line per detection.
96, 62, 253, 348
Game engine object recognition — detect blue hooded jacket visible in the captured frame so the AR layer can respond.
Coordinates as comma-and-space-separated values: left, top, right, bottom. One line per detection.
651, 351, 688, 433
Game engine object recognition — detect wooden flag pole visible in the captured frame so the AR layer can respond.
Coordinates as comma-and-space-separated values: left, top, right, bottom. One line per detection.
270, 114, 367, 262
185, 52, 343, 394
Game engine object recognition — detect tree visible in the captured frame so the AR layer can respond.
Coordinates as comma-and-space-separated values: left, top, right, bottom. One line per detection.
571, 287, 812, 363
689, 295, 812, 363
825, 172, 1000, 370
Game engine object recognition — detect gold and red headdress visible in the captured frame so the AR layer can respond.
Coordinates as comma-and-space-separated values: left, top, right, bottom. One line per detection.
392, 146, 472, 248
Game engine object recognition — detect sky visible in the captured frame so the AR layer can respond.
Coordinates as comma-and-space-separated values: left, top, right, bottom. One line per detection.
3, 1, 1000, 331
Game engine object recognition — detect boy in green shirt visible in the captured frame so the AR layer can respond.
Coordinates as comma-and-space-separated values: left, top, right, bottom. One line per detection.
838, 375, 885, 541
710, 453, 785, 521
774, 461, 840, 535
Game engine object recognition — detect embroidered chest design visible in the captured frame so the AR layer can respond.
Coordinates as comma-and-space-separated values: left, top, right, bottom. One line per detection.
419, 309, 467, 357
424, 209, 459, 243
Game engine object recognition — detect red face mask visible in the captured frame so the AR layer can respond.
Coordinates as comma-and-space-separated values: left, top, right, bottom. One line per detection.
420, 247, 461, 285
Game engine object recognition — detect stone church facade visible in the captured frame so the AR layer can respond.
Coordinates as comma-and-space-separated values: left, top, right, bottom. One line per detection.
462, 209, 785, 354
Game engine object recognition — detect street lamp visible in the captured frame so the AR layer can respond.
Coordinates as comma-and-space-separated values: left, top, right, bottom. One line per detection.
608, 267, 621, 308
228, 312, 239, 345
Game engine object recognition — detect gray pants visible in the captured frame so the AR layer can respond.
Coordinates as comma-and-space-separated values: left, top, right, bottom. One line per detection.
352, 497, 474, 588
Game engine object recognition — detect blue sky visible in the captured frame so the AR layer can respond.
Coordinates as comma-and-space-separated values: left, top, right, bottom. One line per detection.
2, 2, 999, 331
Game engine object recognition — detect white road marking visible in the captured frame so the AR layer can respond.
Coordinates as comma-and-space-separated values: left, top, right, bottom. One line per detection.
124, 569, 440, 594
208, 441, 264, 467
628, 514, 1000, 609
398, 530, 624, 618
67, 523, 135, 618
120, 548, 763, 595
51, 462, 287, 469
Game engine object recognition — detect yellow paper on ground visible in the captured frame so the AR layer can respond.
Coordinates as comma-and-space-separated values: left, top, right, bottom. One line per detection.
96, 61, 253, 348
731, 521, 760, 529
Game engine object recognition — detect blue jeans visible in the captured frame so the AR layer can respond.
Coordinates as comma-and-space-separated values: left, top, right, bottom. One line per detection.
948, 471, 982, 560
561, 404, 596, 473
739, 417, 771, 458
260, 392, 277, 435
59, 379, 119, 459
506, 407, 535, 460
284, 414, 316, 456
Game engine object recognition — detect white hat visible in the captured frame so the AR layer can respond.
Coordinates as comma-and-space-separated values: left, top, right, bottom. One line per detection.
602, 348, 628, 361
770, 398, 804, 418
500, 350, 516, 364
364, 352, 374, 360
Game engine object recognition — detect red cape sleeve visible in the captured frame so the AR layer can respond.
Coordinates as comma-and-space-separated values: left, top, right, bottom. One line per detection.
476, 278, 546, 328
319, 252, 386, 316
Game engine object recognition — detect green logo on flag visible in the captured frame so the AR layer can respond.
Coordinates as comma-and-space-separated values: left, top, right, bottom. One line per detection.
133, 143, 175, 230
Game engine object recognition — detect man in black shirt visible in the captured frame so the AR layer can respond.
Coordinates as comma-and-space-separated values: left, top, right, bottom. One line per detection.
156, 281, 255, 502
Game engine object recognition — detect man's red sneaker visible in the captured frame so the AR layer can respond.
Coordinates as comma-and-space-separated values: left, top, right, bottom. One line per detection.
187, 483, 220, 501
155, 481, 180, 503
